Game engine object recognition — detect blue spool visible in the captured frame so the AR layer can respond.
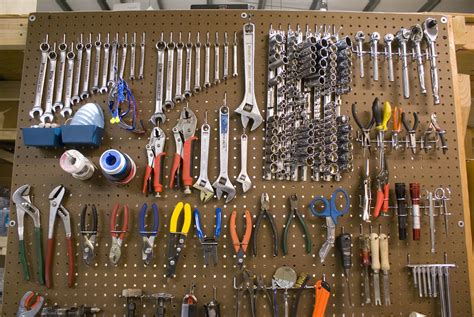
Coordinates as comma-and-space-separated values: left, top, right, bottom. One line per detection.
99, 149, 134, 183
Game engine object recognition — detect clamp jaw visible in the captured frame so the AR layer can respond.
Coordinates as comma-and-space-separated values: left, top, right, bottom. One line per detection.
17, 291, 44, 317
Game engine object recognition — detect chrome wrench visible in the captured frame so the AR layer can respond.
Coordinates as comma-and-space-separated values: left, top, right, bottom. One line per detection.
370, 32, 380, 81
384, 33, 395, 82
30, 35, 50, 118
53, 35, 67, 113
108, 33, 119, 87
91, 33, 101, 94
164, 32, 175, 109
150, 33, 167, 126
100, 33, 110, 94
232, 31, 238, 78
174, 32, 185, 103
236, 133, 252, 193
410, 24, 427, 95
423, 18, 440, 105
61, 42, 75, 117
119, 32, 128, 80
71, 34, 83, 104
80, 33, 92, 100
40, 48, 57, 123
396, 28, 411, 99
193, 112, 214, 203
138, 32, 145, 80
427, 190, 436, 253
223, 31, 229, 80
204, 32, 211, 88
355, 31, 365, 78
184, 32, 193, 98
235, 23, 263, 131
214, 32, 220, 85
129, 32, 136, 81
193, 32, 202, 93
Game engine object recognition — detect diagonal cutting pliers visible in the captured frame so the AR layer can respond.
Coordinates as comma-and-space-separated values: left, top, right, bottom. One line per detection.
352, 102, 374, 156
139, 203, 159, 266
230, 210, 252, 269
194, 207, 222, 266
166, 202, 192, 277
143, 127, 166, 197
402, 111, 419, 155
282, 194, 312, 255
109, 204, 129, 266
80, 204, 98, 266
252, 193, 278, 257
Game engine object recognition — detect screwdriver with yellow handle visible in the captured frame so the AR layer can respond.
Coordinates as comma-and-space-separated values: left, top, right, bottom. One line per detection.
372, 98, 392, 150
312, 275, 331, 317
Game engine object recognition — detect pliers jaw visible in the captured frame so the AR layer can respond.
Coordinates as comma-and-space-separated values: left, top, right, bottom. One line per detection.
80, 205, 98, 266
17, 291, 44, 317
166, 233, 186, 277
139, 203, 159, 266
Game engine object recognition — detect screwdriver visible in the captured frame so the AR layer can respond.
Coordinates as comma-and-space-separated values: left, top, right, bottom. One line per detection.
359, 224, 371, 304
391, 106, 402, 150
372, 98, 392, 150
379, 228, 391, 306
312, 275, 331, 317
204, 286, 221, 317
369, 227, 382, 305
409, 183, 421, 240
336, 227, 352, 307
181, 284, 198, 317
395, 183, 408, 240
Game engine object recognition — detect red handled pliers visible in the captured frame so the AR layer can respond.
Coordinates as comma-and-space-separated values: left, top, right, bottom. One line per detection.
374, 152, 389, 218
143, 127, 166, 197
109, 204, 129, 266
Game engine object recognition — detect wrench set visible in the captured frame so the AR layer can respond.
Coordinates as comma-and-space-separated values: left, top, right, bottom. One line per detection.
354, 17, 441, 104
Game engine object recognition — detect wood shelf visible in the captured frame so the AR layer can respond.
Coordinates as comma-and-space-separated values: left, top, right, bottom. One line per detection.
0, 81, 20, 102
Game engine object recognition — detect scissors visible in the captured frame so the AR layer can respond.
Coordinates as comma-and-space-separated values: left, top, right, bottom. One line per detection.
434, 187, 451, 236
309, 188, 350, 225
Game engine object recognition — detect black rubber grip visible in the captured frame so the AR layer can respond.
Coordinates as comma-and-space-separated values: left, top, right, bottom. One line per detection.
372, 97, 382, 126
351, 103, 364, 129
395, 183, 408, 241
336, 233, 352, 269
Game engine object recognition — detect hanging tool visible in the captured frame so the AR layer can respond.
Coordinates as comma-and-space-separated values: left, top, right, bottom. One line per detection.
311, 275, 330, 317
236, 269, 256, 317
72, 34, 84, 104
169, 105, 198, 195
255, 274, 273, 316
100, 33, 110, 94
181, 283, 198, 317
109, 204, 129, 266
282, 194, 312, 255
402, 111, 419, 155
232, 31, 238, 78
230, 209, 252, 269
274, 266, 297, 317
423, 18, 440, 105
121, 288, 143, 317
372, 98, 391, 150
194, 207, 222, 266
252, 193, 279, 257
410, 183, 421, 241
91, 33, 102, 93
80, 33, 92, 100
184, 32, 193, 98
61, 41, 75, 117
129, 32, 136, 81
369, 228, 381, 305
410, 24, 427, 95
354, 31, 365, 78
143, 127, 166, 197
166, 202, 192, 277
151, 32, 167, 125
369, 32, 380, 81
392, 106, 402, 150
423, 113, 447, 154
53, 34, 67, 111
119, 32, 128, 81
204, 286, 221, 317
150, 293, 174, 317
395, 183, 408, 240
352, 103, 374, 156
384, 33, 395, 82
336, 227, 352, 307
193, 112, 214, 202
12, 185, 45, 285
139, 32, 146, 80
30, 35, 50, 118
174, 32, 185, 103
214, 32, 220, 85
395, 27, 411, 99
362, 158, 372, 222
45, 185, 74, 289
204, 31, 211, 88
40, 45, 57, 123
41, 306, 101, 316
435, 187, 451, 237
379, 229, 391, 305
139, 203, 159, 266
17, 291, 45, 317
373, 151, 389, 218
223, 31, 229, 81
359, 225, 371, 304
107, 33, 118, 87
80, 204, 98, 266
236, 133, 252, 193
194, 32, 202, 93
291, 272, 309, 317
309, 188, 350, 263
426, 190, 436, 253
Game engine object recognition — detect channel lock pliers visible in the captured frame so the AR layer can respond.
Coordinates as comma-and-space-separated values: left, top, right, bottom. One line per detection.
109, 204, 129, 266
352, 102, 374, 156
12, 184, 45, 285
282, 194, 312, 255
139, 203, 159, 266
166, 202, 192, 277
194, 207, 222, 266
401, 111, 419, 155
17, 291, 44, 317
143, 127, 166, 197
80, 204, 98, 266
252, 193, 278, 257
374, 151, 389, 218
230, 210, 252, 269
45, 185, 74, 289
169, 106, 198, 195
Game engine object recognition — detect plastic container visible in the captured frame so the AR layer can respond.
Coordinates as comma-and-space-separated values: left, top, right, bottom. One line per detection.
22, 127, 62, 147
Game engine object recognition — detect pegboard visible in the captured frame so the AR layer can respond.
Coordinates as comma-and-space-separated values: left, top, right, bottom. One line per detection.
3, 10, 473, 317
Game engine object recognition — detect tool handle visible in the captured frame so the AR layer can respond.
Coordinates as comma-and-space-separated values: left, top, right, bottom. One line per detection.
193, 208, 204, 240
312, 279, 330, 317
351, 103, 364, 129
183, 136, 198, 188
242, 210, 252, 252
438, 130, 448, 154
369, 233, 380, 271
395, 183, 408, 240
336, 233, 352, 270
34, 227, 45, 285
381, 101, 392, 131
151, 203, 159, 232
372, 98, 383, 128
229, 211, 240, 253
373, 189, 384, 218
382, 183, 390, 213
182, 304, 198, 317
19, 239, 30, 281
392, 106, 402, 132
142, 165, 152, 194
120, 205, 130, 240
214, 207, 222, 239
45, 238, 54, 288
204, 302, 221, 317
410, 183, 421, 240
169, 153, 181, 189
379, 233, 390, 271
155, 306, 166, 317
359, 236, 370, 267
153, 152, 166, 194
66, 236, 75, 288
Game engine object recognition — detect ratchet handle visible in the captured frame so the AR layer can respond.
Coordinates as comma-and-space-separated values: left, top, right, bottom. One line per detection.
182, 136, 198, 187
153, 152, 166, 194
312, 278, 330, 317
395, 183, 408, 240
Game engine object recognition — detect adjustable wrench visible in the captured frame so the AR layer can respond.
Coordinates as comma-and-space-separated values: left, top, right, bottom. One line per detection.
204, 32, 211, 88
71, 34, 83, 104
355, 31, 365, 78
119, 33, 128, 80
410, 24, 427, 95
184, 32, 193, 98
423, 18, 440, 105
108, 33, 119, 87
53, 35, 67, 112
213, 97, 236, 203
232, 31, 238, 77
129, 32, 136, 81
223, 31, 229, 80
40, 48, 57, 123
91, 33, 101, 94
236, 133, 252, 193
30, 35, 50, 118
235, 23, 263, 131
396, 28, 411, 99
174, 32, 185, 103
138, 32, 145, 80
100, 33, 110, 94
214, 32, 220, 85
164, 32, 175, 109
80, 33, 92, 100
384, 33, 395, 82
150, 33, 167, 126
193, 113, 214, 203
61, 42, 75, 117
370, 32, 380, 81
194, 32, 202, 93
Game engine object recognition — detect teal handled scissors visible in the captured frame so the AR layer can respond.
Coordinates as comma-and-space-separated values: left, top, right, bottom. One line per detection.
309, 188, 350, 263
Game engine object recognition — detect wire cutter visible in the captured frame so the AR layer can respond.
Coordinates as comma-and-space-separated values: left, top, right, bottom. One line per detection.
139, 203, 159, 266
193, 207, 222, 266
402, 111, 419, 155
166, 202, 192, 277
352, 102, 374, 156
17, 291, 44, 317
12, 184, 45, 285
109, 204, 129, 266
374, 151, 389, 218
169, 105, 198, 195
252, 193, 279, 257
282, 194, 312, 255
80, 204, 98, 266
143, 127, 166, 197
45, 185, 74, 289
423, 113, 448, 154
230, 210, 252, 269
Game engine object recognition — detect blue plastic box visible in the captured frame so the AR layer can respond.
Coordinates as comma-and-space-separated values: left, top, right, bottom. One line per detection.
61, 125, 104, 147
22, 127, 63, 147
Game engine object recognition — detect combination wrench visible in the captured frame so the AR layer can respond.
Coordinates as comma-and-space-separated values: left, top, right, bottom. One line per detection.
71, 34, 83, 104
53, 35, 67, 113
423, 18, 440, 105
150, 33, 167, 125
129, 32, 136, 81
174, 32, 185, 103
119, 33, 128, 80
108, 33, 119, 87
232, 31, 238, 77
223, 31, 229, 80
370, 32, 380, 81
80, 33, 92, 100
30, 35, 50, 118
91, 33, 102, 94
183, 32, 193, 98
193, 112, 214, 203
61, 42, 75, 117
236, 133, 252, 193
40, 47, 57, 123
213, 32, 220, 85
396, 28, 411, 99
204, 32, 211, 89
100, 33, 110, 94
384, 33, 395, 82
235, 22, 263, 131
164, 32, 175, 109
138, 32, 145, 80
193, 32, 202, 93
410, 24, 427, 95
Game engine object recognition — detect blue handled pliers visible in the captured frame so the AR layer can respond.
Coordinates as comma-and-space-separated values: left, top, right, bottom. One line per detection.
139, 203, 159, 266
193, 207, 222, 266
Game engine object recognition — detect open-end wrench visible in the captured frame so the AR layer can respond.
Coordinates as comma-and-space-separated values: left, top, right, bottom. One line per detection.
235, 23, 263, 131
53, 35, 67, 113
423, 18, 440, 105
410, 24, 427, 95
370, 32, 380, 81
164, 32, 175, 109
129, 32, 136, 81
236, 133, 252, 193
355, 31, 365, 78
80, 33, 92, 100
30, 35, 50, 118
174, 32, 185, 104
108, 33, 119, 87
193, 112, 214, 203
384, 33, 395, 82
91, 33, 101, 94
194, 32, 202, 93
100, 33, 110, 94
213, 95, 236, 203
223, 31, 229, 80
214, 32, 220, 85
40, 47, 57, 123
233, 31, 238, 77
119, 33, 128, 80
396, 28, 411, 99
138, 32, 145, 80
150, 33, 167, 126
204, 32, 211, 88
71, 34, 83, 104
61, 42, 75, 117
184, 32, 193, 98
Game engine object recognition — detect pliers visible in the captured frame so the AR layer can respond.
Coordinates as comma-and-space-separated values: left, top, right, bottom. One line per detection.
255, 274, 273, 316
373, 152, 389, 218
109, 204, 129, 266
17, 291, 44, 317
143, 127, 166, 197
252, 193, 278, 257
169, 106, 198, 195
139, 203, 159, 266
282, 194, 312, 255
12, 184, 45, 285
166, 202, 192, 277
402, 111, 419, 155
80, 204, 98, 266
352, 102, 374, 156
194, 207, 222, 266
45, 185, 74, 289
423, 113, 448, 154
362, 158, 372, 222
236, 269, 256, 317
230, 210, 252, 269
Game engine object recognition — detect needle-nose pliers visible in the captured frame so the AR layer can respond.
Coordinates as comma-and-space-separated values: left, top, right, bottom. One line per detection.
282, 194, 312, 255
230, 210, 252, 269
252, 193, 278, 257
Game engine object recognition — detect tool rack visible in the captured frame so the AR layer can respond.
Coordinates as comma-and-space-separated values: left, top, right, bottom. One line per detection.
3, 10, 473, 316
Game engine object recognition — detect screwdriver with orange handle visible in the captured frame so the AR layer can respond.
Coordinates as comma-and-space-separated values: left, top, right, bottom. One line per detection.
312, 275, 331, 317
391, 106, 402, 150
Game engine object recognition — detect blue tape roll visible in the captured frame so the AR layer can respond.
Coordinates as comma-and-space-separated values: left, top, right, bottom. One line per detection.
99, 149, 133, 183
